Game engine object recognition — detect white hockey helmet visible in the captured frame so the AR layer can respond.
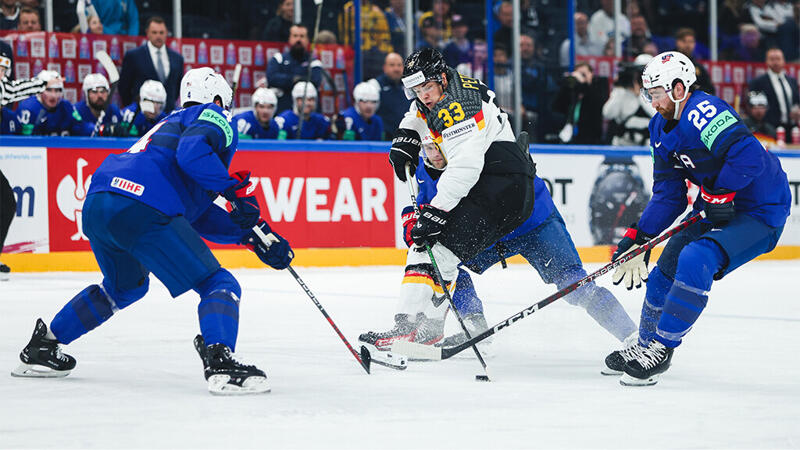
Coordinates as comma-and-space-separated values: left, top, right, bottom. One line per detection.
252, 87, 278, 107
353, 81, 380, 114
82, 73, 109, 96
37, 69, 63, 88
641, 51, 696, 113
291, 81, 317, 100
180, 67, 233, 109
140, 79, 167, 104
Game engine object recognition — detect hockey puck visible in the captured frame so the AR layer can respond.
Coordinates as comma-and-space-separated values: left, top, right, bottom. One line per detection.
475, 375, 490, 382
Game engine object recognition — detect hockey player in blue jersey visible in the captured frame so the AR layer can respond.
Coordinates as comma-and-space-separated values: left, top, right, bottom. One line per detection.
12, 68, 294, 395
335, 82, 384, 141
360, 133, 637, 354
275, 81, 333, 140
605, 52, 791, 386
117, 80, 168, 137
74, 73, 121, 133
233, 87, 279, 139
15, 70, 93, 136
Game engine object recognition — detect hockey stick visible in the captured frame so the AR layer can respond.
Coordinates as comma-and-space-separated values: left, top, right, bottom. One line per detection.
393, 211, 706, 361
250, 226, 406, 373
403, 163, 492, 381
297, 0, 324, 138
230, 63, 242, 109
90, 50, 119, 137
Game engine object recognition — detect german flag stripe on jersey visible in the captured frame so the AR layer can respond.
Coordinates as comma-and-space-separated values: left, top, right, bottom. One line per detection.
473, 110, 485, 130
402, 269, 452, 294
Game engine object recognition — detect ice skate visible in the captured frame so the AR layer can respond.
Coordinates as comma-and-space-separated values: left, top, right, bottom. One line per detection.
0, 262, 9, 281
601, 332, 641, 375
620, 340, 674, 386
193, 335, 270, 395
11, 318, 76, 378
358, 313, 444, 352
435, 313, 493, 358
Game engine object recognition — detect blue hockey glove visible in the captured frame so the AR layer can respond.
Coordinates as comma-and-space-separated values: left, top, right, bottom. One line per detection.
223, 170, 260, 229
401, 205, 418, 247
242, 221, 294, 270
410, 204, 448, 248
611, 224, 652, 290
700, 184, 736, 225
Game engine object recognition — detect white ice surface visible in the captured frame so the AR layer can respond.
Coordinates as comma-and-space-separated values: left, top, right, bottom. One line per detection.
1, 262, 799, 449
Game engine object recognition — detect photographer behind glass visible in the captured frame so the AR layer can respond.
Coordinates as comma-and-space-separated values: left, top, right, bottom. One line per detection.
553, 61, 608, 144
603, 54, 655, 146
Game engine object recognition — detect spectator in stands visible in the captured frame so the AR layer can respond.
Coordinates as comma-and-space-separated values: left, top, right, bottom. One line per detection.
74, 73, 121, 134
675, 27, 715, 95
384, 0, 407, 56
442, 15, 472, 68
16, 70, 93, 136
339, 0, 393, 79
275, 81, 332, 140
336, 81, 383, 140
456, 38, 488, 81
748, 47, 800, 136
552, 61, 608, 144
743, 90, 777, 139
588, 0, 631, 46
417, 15, 443, 50
747, 0, 799, 60
559, 12, 604, 69
493, 1, 513, 53
1, 0, 19, 30
118, 80, 167, 137
119, 16, 183, 113
234, 87, 279, 139
262, 0, 293, 42
719, 0, 748, 37
367, 52, 409, 138
17, 7, 40, 31
266, 24, 323, 115
493, 45, 514, 114
419, 0, 453, 44
722, 23, 765, 62
92, 0, 138, 36
603, 54, 655, 146
521, 34, 556, 141
622, 15, 655, 58
316, 30, 337, 44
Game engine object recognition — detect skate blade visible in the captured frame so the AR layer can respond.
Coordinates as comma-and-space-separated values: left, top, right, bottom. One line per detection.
359, 343, 407, 370
207, 375, 271, 395
11, 363, 71, 378
619, 373, 660, 386
601, 367, 623, 376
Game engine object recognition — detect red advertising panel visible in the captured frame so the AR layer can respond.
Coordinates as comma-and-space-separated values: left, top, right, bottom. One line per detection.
46, 147, 117, 252
228, 151, 394, 248
44, 147, 394, 251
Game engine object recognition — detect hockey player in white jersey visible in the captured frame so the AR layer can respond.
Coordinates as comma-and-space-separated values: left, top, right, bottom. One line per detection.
359, 48, 536, 349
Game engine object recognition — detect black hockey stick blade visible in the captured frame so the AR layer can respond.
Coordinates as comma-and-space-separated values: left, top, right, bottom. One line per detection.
359, 345, 372, 374
360, 343, 408, 370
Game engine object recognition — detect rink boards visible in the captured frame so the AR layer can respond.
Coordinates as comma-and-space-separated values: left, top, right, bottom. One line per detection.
1, 137, 798, 271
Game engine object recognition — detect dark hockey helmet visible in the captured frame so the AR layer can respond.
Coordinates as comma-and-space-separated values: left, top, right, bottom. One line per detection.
401, 48, 448, 99
588, 162, 650, 245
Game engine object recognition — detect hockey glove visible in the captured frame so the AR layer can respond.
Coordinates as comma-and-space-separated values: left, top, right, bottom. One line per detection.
401, 205, 419, 247
700, 184, 736, 225
242, 220, 294, 270
223, 171, 261, 229
611, 224, 652, 290
389, 128, 422, 181
410, 204, 448, 248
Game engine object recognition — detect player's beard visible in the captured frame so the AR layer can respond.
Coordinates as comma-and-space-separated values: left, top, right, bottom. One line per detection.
290, 42, 306, 60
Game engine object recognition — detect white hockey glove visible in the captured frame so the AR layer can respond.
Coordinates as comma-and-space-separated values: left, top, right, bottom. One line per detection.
611, 224, 652, 290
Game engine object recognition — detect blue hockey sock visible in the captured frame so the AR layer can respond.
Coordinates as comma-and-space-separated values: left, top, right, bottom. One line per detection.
656, 239, 724, 347
196, 269, 241, 351
452, 269, 483, 316
50, 284, 117, 344
638, 266, 672, 344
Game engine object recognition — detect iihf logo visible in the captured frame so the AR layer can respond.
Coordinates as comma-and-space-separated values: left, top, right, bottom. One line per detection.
661, 54, 673, 63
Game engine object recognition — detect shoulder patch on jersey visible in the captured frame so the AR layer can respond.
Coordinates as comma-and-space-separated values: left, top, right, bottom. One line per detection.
700, 110, 736, 150
71, 108, 82, 122
199, 108, 233, 147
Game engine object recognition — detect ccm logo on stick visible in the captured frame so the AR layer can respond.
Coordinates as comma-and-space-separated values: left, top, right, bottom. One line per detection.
111, 177, 145, 196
